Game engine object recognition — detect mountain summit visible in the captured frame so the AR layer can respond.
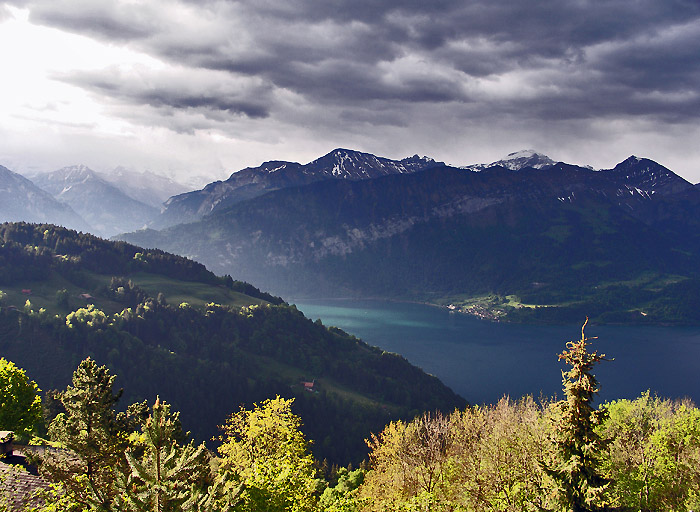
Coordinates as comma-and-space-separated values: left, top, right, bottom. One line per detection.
463, 150, 556, 171
0, 165, 89, 231
120, 152, 700, 324
491, 150, 556, 170
605, 156, 692, 196
32, 165, 158, 237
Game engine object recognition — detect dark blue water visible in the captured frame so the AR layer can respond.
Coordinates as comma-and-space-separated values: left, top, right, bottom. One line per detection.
292, 298, 700, 405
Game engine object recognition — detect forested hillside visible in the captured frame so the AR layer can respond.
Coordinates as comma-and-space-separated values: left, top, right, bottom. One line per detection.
4, 321, 700, 511
0, 222, 465, 464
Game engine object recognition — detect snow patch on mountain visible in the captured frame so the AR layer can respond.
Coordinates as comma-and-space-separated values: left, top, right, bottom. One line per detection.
462, 150, 555, 171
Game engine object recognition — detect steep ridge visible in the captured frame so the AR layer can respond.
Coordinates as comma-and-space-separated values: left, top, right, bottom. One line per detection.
152, 149, 442, 228
33, 165, 158, 237
0, 165, 90, 231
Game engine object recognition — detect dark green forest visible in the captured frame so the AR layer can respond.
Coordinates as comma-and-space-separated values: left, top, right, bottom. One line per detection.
4, 321, 700, 511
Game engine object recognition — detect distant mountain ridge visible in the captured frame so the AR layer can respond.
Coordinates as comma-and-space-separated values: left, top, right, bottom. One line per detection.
32, 165, 159, 237
0, 165, 90, 231
101, 167, 189, 208
119, 149, 700, 324
152, 148, 443, 228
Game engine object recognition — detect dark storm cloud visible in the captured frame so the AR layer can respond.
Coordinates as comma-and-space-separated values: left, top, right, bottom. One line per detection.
57, 67, 272, 124
20, 0, 155, 41
11, 0, 700, 130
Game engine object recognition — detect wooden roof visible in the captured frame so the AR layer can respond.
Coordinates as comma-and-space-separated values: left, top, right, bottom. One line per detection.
0, 448, 50, 511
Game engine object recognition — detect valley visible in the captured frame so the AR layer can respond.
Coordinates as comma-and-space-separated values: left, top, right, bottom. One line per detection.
0, 223, 465, 464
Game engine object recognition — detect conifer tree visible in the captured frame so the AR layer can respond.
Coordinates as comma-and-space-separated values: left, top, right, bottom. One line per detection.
41, 358, 128, 509
545, 318, 610, 512
118, 397, 209, 512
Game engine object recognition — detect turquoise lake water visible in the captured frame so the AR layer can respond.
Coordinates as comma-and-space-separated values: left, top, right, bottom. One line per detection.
292, 298, 700, 405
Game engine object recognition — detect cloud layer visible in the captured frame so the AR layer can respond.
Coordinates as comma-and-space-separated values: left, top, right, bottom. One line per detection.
3, 0, 700, 178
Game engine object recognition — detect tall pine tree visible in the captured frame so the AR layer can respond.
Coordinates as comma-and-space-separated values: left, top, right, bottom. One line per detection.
118, 397, 210, 512
40, 358, 129, 509
545, 318, 610, 511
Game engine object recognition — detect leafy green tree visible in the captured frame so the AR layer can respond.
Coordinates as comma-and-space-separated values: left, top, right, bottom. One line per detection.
0, 358, 42, 439
457, 396, 552, 511
320, 467, 365, 512
545, 318, 610, 511
217, 396, 320, 512
65, 305, 108, 329
362, 412, 457, 511
40, 358, 129, 510
600, 392, 700, 510
55, 288, 69, 309
360, 398, 551, 511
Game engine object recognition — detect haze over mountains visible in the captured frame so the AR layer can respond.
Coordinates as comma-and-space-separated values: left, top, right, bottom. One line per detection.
0, 165, 91, 232
4, 148, 700, 323
31, 165, 160, 237
5, 165, 189, 237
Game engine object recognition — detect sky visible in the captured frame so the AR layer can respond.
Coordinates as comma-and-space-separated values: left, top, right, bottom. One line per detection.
1, 0, 700, 185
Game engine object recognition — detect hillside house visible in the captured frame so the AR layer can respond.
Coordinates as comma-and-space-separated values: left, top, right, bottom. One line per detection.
300, 379, 315, 392
0, 432, 49, 511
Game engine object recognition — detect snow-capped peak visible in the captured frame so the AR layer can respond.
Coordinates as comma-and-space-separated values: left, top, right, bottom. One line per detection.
491, 150, 556, 170
463, 150, 556, 171
55, 164, 98, 183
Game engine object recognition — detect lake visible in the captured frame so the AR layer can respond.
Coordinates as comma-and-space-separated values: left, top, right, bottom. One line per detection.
292, 298, 700, 406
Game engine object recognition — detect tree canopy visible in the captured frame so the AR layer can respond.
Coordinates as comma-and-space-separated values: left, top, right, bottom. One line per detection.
0, 357, 42, 439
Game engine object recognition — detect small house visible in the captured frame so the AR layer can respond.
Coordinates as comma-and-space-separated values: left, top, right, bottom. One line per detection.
300, 380, 315, 392
0, 431, 49, 511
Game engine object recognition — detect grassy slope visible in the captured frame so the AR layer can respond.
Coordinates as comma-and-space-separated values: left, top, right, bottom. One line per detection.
0, 270, 270, 315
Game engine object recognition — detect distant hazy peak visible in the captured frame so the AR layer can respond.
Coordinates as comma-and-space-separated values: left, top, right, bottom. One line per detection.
43, 164, 102, 185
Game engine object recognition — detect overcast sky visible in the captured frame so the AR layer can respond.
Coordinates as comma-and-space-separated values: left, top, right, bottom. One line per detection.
1, 0, 700, 184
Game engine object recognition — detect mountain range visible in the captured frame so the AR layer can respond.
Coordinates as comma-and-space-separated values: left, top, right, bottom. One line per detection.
31, 165, 159, 237
152, 149, 443, 228
117, 149, 700, 324
4, 147, 700, 323
0, 165, 90, 232
4, 165, 190, 237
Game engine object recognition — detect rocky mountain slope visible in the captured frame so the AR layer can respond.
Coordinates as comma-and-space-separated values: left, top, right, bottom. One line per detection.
0, 165, 90, 231
152, 148, 442, 228
32, 165, 159, 237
